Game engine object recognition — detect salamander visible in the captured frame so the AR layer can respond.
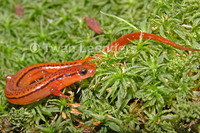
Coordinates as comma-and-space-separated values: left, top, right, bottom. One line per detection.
5, 63, 95, 105
5, 32, 200, 105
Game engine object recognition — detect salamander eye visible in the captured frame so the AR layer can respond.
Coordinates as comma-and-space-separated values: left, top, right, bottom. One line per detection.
80, 68, 87, 75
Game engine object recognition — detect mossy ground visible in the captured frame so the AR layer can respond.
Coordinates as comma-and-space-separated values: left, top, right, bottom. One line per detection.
0, 0, 200, 132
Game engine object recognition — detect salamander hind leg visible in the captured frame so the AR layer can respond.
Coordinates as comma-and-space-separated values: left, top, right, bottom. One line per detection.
6, 75, 13, 83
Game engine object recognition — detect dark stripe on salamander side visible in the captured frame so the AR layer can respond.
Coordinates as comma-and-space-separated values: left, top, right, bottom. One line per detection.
8, 72, 77, 100
16, 66, 43, 86
16, 63, 74, 87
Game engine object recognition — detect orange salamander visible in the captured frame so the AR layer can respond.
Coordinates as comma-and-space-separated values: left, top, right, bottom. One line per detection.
5, 32, 200, 105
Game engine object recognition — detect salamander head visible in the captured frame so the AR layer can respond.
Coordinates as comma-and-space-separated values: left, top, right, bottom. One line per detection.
77, 63, 96, 78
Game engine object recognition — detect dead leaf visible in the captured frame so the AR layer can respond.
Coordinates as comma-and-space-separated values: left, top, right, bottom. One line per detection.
85, 17, 103, 34
71, 103, 80, 108
62, 112, 66, 119
70, 108, 82, 115
15, 5, 24, 18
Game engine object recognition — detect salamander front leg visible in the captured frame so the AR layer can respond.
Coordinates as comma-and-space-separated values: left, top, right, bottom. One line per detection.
50, 88, 70, 99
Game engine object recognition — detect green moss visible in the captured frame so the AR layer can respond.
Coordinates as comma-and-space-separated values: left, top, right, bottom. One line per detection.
0, 0, 200, 132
